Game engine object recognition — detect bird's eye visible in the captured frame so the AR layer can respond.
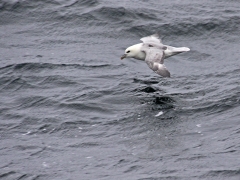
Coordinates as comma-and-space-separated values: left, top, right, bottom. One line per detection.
126, 50, 130, 53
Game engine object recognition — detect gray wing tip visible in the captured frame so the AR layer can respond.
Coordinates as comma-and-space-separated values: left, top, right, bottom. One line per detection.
156, 64, 170, 77
157, 70, 170, 78
147, 61, 171, 78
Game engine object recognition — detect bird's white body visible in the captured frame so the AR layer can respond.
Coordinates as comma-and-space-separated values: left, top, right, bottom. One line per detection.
121, 34, 190, 77
126, 43, 190, 60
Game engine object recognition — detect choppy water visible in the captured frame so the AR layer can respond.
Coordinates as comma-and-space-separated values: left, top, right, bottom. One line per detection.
0, 0, 240, 179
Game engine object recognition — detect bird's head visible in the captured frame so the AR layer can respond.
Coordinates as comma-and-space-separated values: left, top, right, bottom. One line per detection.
121, 44, 141, 60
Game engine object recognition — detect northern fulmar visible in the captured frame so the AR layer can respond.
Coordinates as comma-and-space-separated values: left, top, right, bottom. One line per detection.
121, 34, 190, 77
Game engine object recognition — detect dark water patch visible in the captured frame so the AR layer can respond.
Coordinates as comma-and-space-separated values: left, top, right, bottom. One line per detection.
15, 144, 40, 151
133, 78, 160, 85
154, 96, 175, 105
63, 0, 99, 8
11, 62, 95, 71
176, 154, 208, 162
151, 96, 175, 110
76, 63, 113, 69
0, 64, 13, 71
67, 142, 100, 148
59, 120, 95, 127
37, 124, 54, 134
124, 165, 143, 173
0, 171, 16, 179
1, 171, 43, 180
14, 174, 32, 180
201, 169, 240, 179
139, 86, 156, 93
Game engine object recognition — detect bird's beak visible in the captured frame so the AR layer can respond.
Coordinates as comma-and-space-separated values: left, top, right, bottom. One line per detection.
121, 54, 127, 60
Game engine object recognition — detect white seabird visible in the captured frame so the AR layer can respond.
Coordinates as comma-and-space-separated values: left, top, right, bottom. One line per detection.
121, 34, 190, 77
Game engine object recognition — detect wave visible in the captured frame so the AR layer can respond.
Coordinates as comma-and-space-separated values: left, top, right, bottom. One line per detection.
1, 0, 239, 37
0, 62, 113, 72
124, 16, 240, 37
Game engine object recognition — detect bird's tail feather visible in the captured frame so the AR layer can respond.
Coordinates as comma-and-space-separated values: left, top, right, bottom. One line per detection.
164, 46, 190, 58
172, 47, 190, 52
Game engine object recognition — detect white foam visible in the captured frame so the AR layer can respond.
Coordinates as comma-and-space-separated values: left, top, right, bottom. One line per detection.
155, 111, 163, 117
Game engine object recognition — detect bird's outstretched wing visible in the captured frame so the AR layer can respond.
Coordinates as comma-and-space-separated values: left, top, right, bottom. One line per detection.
140, 34, 161, 44
140, 34, 167, 50
144, 48, 170, 77
140, 34, 170, 77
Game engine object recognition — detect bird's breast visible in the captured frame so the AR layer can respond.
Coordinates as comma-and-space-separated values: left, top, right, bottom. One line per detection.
135, 51, 146, 60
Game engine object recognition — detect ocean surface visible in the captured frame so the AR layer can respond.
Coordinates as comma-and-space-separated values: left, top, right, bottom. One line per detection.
0, 0, 240, 179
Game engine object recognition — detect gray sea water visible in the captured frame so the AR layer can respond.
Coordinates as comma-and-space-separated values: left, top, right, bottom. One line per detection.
0, 0, 240, 179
